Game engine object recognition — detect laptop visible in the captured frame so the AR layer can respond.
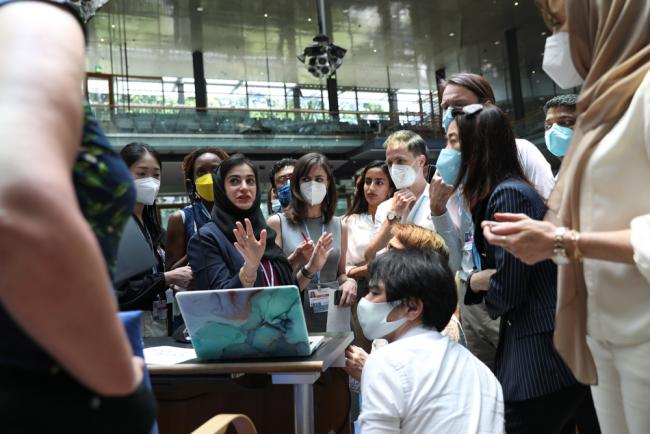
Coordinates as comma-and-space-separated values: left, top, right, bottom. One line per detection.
113, 216, 157, 286
176, 285, 324, 360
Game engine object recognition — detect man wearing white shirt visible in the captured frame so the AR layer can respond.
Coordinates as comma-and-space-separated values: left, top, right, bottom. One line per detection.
357, 249, 504, 434
365, 130, 462, 272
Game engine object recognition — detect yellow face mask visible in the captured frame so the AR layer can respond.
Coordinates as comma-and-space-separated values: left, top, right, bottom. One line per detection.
195, 173, 214, 202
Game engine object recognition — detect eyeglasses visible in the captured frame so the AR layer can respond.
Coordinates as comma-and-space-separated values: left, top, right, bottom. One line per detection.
451, 103, 484, 117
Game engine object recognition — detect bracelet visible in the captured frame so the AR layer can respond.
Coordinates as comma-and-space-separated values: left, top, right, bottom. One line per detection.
300, 265, 315, 280
569, 230, 583, 262
239, 267, 257, 286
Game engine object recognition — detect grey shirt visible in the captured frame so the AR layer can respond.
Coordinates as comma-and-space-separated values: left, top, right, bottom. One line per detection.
279, 214, 342, 332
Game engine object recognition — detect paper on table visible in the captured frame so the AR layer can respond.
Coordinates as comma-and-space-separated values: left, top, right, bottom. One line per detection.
144, 346, 197, 365
326, 289, 351, 332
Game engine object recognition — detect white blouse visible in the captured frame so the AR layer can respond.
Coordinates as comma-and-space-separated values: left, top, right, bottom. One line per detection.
580, 70, 650, 345
343, 213, 376, 273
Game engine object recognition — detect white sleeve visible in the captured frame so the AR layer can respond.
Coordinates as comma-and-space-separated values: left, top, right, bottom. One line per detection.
631, 215, 650, 285
632, 74, 650, 284
431, 210, 462, 273
374, 200, 389, 234
358, 353, 403, 434
515, 138, 555, 200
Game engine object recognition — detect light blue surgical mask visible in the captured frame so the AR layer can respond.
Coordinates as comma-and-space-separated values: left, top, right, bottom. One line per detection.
544, 123, 573, 157
442, 107, 454, 133
435, 148, 462, 185
271, 199, 282, 214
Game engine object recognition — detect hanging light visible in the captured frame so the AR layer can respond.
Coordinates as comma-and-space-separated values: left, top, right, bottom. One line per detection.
297, 34, 347, 79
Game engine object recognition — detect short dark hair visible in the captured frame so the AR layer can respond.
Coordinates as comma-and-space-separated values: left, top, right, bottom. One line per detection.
285, 153, 338, 225
269, 158, 297, 186
182, 147, 229, 181
454, 104, 530, 212
368, 249, 457, 332
543, 94, 578, 114
440, 72, 496, 104
345, 160, 395, 217
382, 130, 428, 158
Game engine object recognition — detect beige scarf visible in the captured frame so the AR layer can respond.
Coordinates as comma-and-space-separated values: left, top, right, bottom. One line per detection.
546, 0, 650, 384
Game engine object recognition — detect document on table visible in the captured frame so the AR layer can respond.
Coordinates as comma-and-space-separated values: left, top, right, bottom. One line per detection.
144, 346, 197, 365
326, 290, 351, 332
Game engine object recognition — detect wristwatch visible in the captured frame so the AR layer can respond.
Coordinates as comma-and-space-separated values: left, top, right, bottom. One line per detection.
551, 226, 570, 265
386, 210, 398, 223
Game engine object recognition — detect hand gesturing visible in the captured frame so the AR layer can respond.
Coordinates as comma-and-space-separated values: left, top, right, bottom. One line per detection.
233, 218, 267, 268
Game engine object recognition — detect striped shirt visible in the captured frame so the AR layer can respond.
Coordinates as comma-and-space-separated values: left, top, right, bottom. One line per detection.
467, 179, 577, 402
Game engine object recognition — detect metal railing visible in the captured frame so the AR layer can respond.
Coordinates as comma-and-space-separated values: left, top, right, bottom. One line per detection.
89, 104, 444, 138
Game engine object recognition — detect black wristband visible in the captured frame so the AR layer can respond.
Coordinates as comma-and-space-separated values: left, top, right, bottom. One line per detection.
300, 265, 315, 280
465, 269, 477, 293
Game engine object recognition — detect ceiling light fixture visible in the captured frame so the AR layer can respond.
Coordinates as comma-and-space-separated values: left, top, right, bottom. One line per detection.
514, 1, 519, 5
196, 6, 203, 12
494, 41, 501, 45
541, 31, 547, 36
373, 49, 377, 53
308, 18, 312, 22
449, 32, 455, 37
264, 13, 268, 18
297, 34, 347, 79
100, 38, 105, 42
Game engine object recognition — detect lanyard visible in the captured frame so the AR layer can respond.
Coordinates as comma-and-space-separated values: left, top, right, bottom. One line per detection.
260, 260, 275, 287
136, 217, 159, 274
192, 201, 212, 233
303, 219, 325, 289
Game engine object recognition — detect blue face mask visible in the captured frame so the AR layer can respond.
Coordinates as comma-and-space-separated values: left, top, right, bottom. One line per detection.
442, 107, 454, 133
544, 123, 573, 157
271, 199, 282, 214
435, 148, 462, 185
277, 181, 292, 207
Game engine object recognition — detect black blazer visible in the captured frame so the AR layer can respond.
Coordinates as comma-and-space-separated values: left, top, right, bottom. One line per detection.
467, 179, 577, 402
187, 221, 266, 291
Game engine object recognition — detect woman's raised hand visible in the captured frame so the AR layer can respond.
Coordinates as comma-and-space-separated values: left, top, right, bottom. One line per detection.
307, 232, 334, 273
233, 218, 267, 267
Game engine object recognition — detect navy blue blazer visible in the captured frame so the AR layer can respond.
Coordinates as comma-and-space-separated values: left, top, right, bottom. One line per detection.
467, 179, 577, 402
187, 221, 266, 291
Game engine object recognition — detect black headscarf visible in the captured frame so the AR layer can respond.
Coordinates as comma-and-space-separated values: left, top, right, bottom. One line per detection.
210, 155, 296, 287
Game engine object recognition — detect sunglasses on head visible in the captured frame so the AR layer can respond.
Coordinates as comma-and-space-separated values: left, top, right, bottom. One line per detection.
451, 103, 484, 117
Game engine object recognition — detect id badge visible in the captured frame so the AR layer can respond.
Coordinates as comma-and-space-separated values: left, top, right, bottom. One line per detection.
463, 230, 474, 252
308, 288, 329, 314
152, 299, 167, 322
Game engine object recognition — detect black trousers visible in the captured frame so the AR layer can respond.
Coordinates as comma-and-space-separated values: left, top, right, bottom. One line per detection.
505, 383, 594, 434
0, 365, 157, 434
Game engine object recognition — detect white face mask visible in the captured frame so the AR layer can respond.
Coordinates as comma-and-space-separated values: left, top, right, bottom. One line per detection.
134, 177, 160, 205
357, 297, 407, 340
542, 32, 585, 90
389, 159, 419, 190
300, 181, 327, 206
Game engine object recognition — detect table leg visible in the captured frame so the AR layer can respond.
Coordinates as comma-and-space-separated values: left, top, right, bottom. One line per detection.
293, 383, 314, 434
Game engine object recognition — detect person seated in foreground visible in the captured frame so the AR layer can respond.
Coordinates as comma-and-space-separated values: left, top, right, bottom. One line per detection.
345, 223, 463, 382
356, 249, 504, 433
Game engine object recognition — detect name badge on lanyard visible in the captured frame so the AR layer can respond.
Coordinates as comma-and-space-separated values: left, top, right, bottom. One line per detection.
308, 288, 329, 313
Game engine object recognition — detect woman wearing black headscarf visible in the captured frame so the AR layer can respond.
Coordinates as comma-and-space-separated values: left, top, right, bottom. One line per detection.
188, 154, 331, 291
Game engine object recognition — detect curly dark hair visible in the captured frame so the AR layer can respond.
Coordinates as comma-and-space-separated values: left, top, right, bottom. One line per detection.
181, 147, 229, 181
